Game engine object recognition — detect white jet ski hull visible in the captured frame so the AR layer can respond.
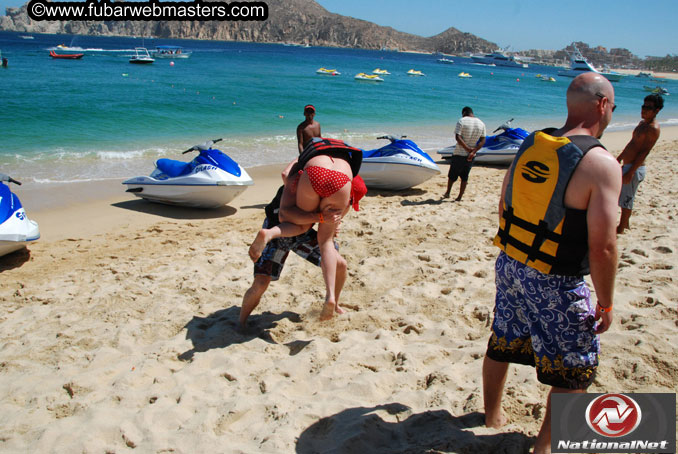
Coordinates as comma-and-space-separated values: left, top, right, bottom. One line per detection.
0, 208, 40, 257
360, 157, 440, 190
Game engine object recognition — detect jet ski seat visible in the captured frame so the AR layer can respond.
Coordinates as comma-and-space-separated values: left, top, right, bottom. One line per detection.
156, 159, 193, 178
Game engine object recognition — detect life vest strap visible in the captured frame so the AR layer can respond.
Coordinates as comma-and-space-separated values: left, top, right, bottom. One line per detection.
497, 206, 563, 266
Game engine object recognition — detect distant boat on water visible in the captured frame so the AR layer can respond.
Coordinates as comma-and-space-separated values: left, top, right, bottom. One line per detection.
558, 46, 622, 82
129, 47, 154, 64
152, 45, 192, 59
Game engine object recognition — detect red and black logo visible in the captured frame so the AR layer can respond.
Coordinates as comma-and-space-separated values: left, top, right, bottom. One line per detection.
585, 393, 642, 437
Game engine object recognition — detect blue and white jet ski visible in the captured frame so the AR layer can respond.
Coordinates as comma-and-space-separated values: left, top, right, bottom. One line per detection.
361, 135, 441, 190
0, 173, 40, 257
123, 139, 254, 208
437, 119, 530, 165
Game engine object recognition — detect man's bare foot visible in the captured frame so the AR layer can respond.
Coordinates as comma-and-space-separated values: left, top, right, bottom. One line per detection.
455, 196, 462, 202
249, 229, 269, 262
442, 193, 450, 199
484, 412, 507, 429
320, 301, 335, 321
616, 224, 628, 235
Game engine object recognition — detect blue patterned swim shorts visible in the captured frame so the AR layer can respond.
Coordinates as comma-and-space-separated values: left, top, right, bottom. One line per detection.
486, 252, 600, 389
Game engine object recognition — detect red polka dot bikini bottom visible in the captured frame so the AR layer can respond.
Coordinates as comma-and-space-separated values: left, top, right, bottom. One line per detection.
303, 166, 351, 198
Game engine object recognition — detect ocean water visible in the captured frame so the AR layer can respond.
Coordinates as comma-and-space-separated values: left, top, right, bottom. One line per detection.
1, 31, 676, 190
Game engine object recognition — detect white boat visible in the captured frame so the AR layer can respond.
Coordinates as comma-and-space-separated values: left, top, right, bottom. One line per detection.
407, 69, 425, 76
355, 72, 383, 82
360, 136, 440, 190
437, 58, 454, 64
129, 47, 155, 64
123, 139, 253, 208
372, 68, 390, 75
557, 47, 621, 82
0, 174, 40, 257
471, 50, 528, 68
152, 45, 192, 59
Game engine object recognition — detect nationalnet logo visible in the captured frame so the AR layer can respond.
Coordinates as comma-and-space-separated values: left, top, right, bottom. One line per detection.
586, 394, 641, 437
552, 393, 676, 453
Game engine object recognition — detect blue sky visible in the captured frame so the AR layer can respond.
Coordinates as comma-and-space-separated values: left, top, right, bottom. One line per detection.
1, 0, 676, 57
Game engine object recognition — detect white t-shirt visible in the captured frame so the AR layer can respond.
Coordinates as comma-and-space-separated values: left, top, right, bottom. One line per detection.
454, 116, 486, 156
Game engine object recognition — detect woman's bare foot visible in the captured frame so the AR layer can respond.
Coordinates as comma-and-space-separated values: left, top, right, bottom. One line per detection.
249, 229, 270, 262
484, 411, 507, 429
335, 304, 346, 315
320, 301, 335, 321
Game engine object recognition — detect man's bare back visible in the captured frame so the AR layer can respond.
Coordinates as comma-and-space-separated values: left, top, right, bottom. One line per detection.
617, 119, 660, 168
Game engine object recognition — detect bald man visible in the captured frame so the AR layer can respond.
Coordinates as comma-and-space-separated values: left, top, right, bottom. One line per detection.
482, 73, 621, 454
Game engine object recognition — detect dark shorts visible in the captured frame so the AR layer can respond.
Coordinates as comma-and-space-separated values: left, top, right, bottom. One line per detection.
253, 220, 338, 281
447, 155, 473, 182
486, 252, 599, 389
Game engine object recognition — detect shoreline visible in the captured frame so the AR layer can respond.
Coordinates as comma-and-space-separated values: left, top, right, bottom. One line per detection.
15, 125, 678, 240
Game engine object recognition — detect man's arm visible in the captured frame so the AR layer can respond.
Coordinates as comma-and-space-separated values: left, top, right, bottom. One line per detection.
297, 124, 305, 154
585, 149, 622, 334
455, 133, 472, 153
278, 178, 343, 225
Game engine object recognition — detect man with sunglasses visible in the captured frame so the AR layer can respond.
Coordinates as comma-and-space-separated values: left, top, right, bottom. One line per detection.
483, 72, 621, 454
616, 93, 664, 234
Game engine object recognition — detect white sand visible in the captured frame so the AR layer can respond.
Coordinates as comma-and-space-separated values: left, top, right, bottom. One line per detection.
0, 128, 676, 453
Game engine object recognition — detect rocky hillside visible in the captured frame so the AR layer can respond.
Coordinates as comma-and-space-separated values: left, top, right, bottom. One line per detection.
0, 0, 497, 53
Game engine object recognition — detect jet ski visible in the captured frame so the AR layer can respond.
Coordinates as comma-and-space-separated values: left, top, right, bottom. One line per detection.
0, 173, 40, 257
437, 119, 529, 165
123, 139, 254, 208
360, 136, 440, 190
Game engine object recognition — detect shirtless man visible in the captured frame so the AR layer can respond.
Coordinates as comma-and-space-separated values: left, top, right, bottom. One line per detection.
297, 104, 321, 153
616, 93, 663, 234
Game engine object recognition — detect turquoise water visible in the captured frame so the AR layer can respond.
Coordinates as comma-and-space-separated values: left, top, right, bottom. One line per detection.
1, 31, 676, 188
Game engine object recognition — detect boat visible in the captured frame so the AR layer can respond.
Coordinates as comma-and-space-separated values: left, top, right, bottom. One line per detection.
123, 139, 254, 208
0, 173, 40, 257
49, 50, 84, 59
437, 119, 529, 165
19, 35, 34, 40
152, 45, 192, 59
636, 71, 653, 78
372, 68, 390, 75
644, 85, 669, 95
316, 67, 340, 75
458, 72, 472, 78
557, 46, 622, 82
437, 58, 454, 64
407, 69, 425, 76
129, 47, 154, 64
355, 73, 383, 82
540, 75, 556, 82
471, 50, 528, 68
360, 135, 440, 190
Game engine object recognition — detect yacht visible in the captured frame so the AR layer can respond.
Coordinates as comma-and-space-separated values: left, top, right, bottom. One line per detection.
471, 50, 528, 68
557, 47, 622, 82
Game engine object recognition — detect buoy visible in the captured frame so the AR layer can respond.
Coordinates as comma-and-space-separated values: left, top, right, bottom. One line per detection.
516, 78, 520, 82
170, 61, 175, 66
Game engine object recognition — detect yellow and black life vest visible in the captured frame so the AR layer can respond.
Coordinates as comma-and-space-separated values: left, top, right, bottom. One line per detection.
493, 130, 604, 276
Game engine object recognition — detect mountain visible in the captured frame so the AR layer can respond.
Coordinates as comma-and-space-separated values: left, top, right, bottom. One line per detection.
0, 0, 497, 53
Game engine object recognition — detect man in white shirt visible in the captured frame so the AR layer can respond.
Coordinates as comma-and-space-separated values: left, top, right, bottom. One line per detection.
443, 106, 486, 201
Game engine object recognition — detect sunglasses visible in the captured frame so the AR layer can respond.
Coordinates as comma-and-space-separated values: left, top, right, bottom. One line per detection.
595, 92, 617, 112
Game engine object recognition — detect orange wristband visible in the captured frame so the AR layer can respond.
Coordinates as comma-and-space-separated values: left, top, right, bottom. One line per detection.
318, 212, 324, 223
598, 303, 613, 313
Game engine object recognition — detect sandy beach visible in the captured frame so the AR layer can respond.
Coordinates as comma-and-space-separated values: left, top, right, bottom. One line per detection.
1, 128, 677, 453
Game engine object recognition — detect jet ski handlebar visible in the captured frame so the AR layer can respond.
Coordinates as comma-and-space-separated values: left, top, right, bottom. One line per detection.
377, 135, 407, 142
0, 173, 21, 185
493, 118, 514, 133
182, 138, 223, 154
